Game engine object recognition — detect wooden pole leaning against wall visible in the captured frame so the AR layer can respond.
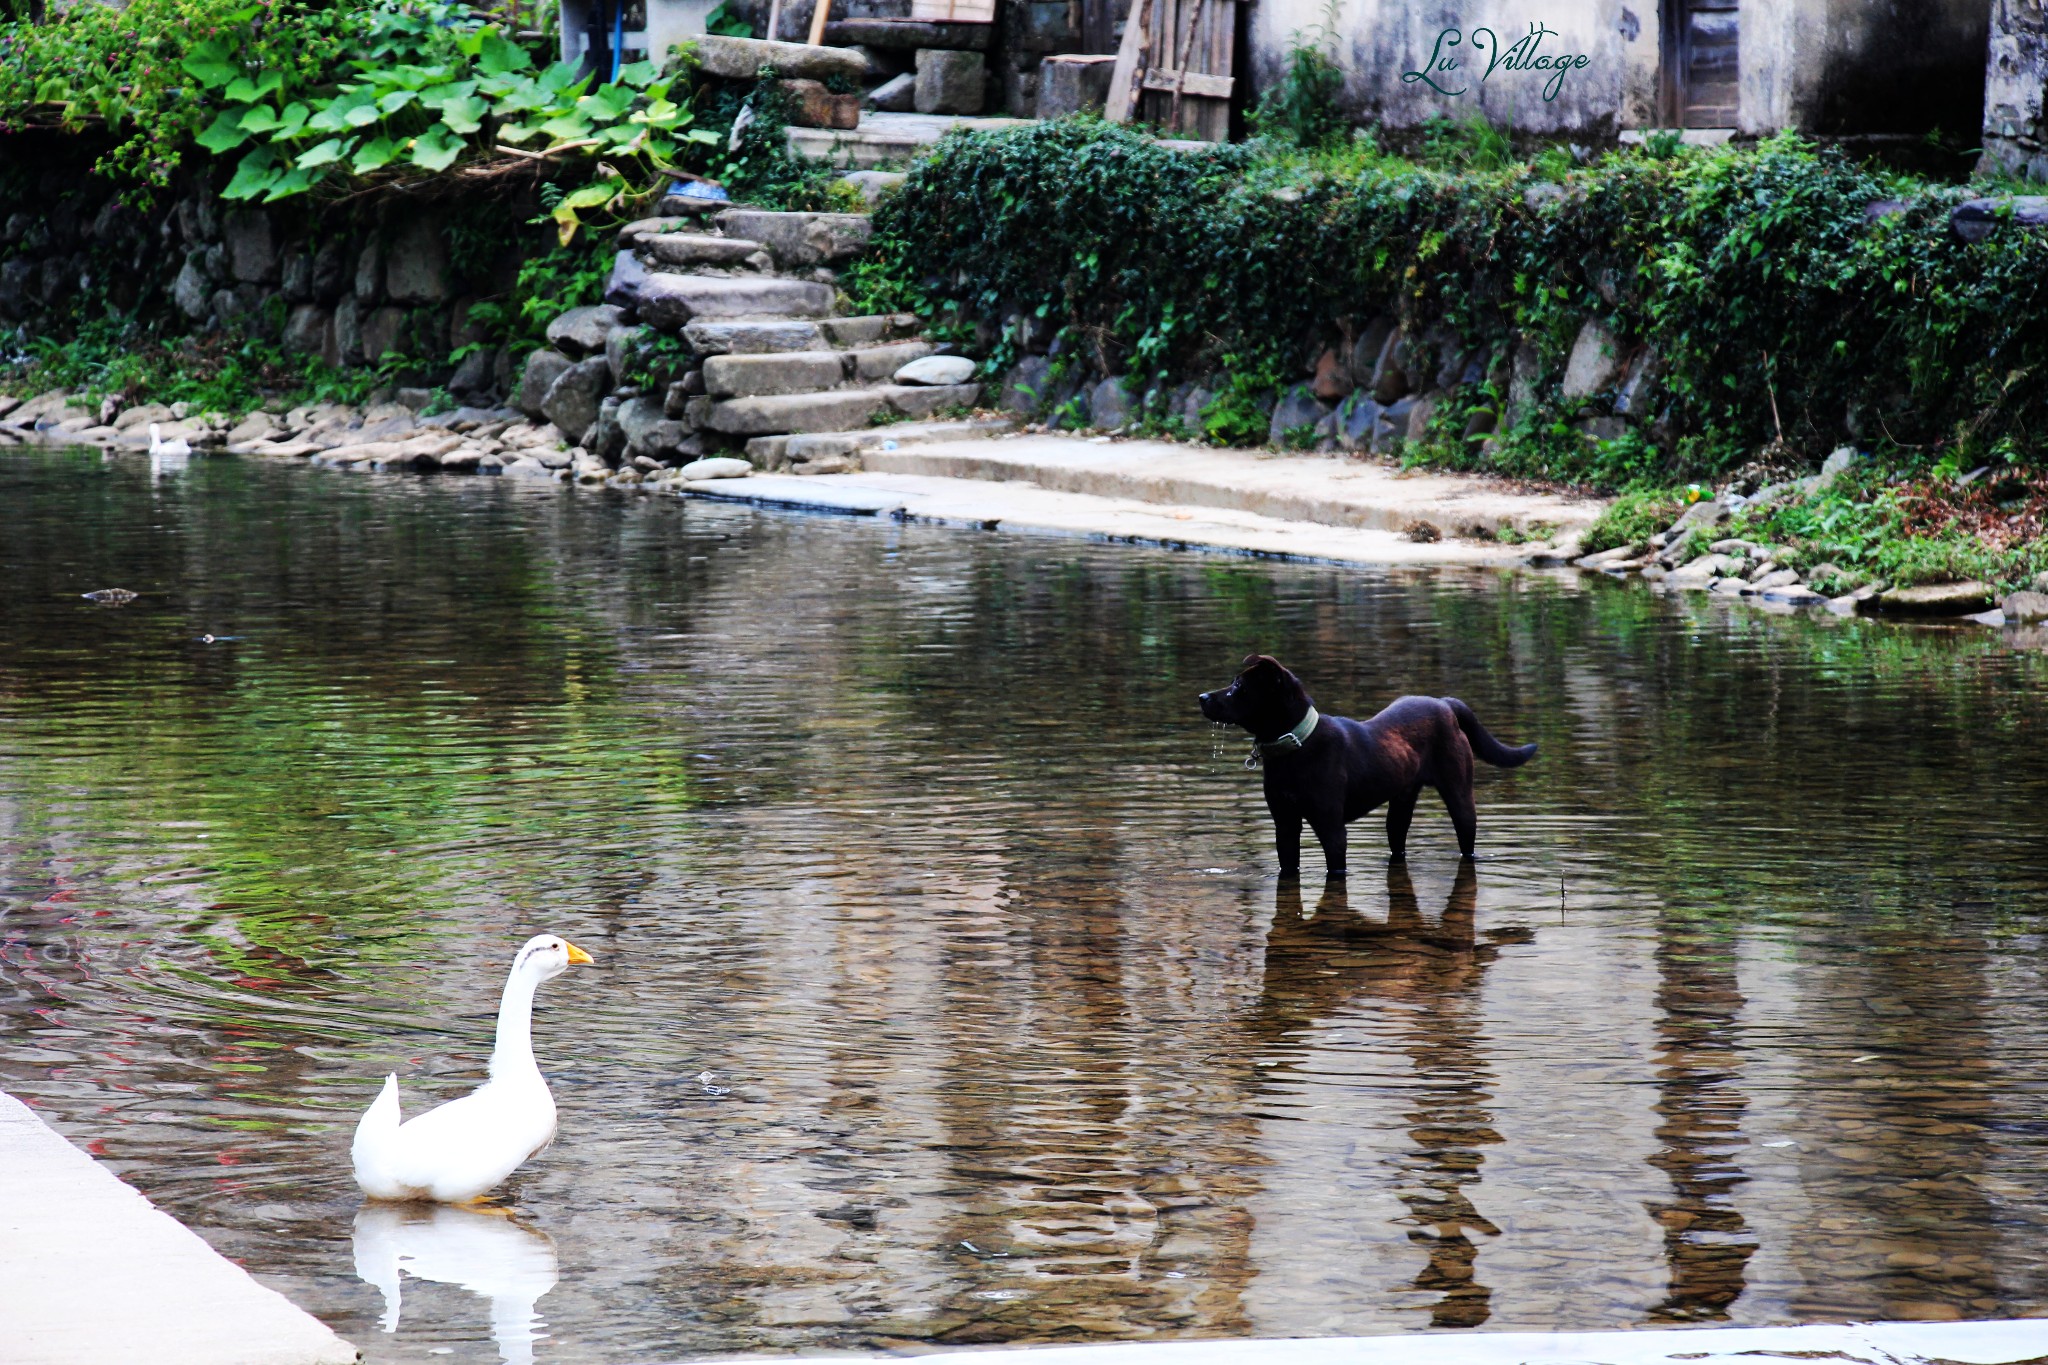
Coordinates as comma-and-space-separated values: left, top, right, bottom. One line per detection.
1104, 0, 1154, 123
807, 0, 832, 46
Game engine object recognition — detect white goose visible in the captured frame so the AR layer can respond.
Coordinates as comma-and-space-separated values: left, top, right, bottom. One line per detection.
148, 423, 192, 457
353, 934, 593, 1203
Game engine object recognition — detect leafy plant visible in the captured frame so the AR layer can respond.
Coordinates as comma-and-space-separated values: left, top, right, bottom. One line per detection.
1250, 32, 1347, 152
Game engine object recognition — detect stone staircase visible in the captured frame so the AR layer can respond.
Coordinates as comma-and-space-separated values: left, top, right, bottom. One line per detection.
517, 204, 993, 474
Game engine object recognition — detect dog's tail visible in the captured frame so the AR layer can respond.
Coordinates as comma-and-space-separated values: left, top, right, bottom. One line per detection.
1446, 698, 1537, 768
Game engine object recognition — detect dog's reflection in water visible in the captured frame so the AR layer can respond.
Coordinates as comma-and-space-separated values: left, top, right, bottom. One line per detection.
353, 1202, 557, 1365
1254, 862, 1533, 1328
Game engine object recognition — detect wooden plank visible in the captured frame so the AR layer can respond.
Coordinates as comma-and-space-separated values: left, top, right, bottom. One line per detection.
910, 0, 996, 21
1103, 0, 1154, 124
806, 0, 831, 47
1141, 68, 1232, 99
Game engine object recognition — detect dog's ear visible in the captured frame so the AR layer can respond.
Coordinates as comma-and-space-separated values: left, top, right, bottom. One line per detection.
1242, 654, 1282, 675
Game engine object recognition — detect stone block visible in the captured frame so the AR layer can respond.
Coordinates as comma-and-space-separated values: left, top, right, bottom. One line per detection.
311, 239, 350, 302
540, 356, 611, 441
915, 49, 985, 115
1037, 54, 1115, 118
173, 258, 212, 321
360, 306, 408, 363
1089, 376, 1133, 430
1561, 318, 1622, 399
354, 236, 383, 302
281, 303, 331, 356
703, 350, 847, 398
335, 295, 364, 364
605, 324, 648, 387
713, 210, 872, 267
824, 18, 993, 49
634, 273, 835, 328
223, 210, 277, 283
546, 303, 625, 356
780, 79, 862, 129
689, 35, 868, 82
1268, 384, 1331, 445
384, 214, 450, 304
281, 250, 313, 302
448, 347, 498, 400
708, 389, 888, 435
1002, 355, 1054, 416
867, 72, 916, 112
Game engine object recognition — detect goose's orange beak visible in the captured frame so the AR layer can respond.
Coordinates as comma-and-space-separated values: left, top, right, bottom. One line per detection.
565, 942, 594, 965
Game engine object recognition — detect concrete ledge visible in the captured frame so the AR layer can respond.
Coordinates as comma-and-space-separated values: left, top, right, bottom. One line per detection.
861, 435, 1602, 541
682, 1320, 2048, 1365
0, 1090, 357, 1365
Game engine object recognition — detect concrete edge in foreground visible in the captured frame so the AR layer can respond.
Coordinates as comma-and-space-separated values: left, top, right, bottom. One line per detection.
676, 1318, 2048, 1365
0, 1089, 358, 1365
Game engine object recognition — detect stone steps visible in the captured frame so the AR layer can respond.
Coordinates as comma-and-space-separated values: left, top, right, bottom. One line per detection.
703, 341, 935, 398
706, 383, 982, 435
521, 206, 980, 460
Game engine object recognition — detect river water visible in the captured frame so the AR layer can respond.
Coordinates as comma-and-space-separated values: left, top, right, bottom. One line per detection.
2, 448, 2047, 1363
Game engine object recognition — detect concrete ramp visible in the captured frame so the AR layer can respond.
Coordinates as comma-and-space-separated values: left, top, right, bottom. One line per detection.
0, 1090, 357, 1365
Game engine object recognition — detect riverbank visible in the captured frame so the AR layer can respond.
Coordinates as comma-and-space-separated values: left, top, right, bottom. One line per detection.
0, 1089, 355, 1365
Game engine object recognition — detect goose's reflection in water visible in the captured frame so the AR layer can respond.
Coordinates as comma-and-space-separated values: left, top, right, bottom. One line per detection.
353, 1203, 558, 1365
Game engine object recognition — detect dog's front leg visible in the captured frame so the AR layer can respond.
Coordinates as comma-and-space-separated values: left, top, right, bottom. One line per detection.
1266, 793, 1302, 878
1307, 813, 1347, 880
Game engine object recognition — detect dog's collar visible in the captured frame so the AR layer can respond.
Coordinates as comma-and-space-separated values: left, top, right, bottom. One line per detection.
1245, 706, 1319, 769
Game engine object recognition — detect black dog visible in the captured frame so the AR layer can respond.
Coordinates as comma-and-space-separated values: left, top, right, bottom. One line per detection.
1198, 655, 1535, 877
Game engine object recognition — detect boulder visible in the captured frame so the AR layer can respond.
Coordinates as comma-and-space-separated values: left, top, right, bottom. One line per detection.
360, 305, 407, 363
2004, 589, 2048, 622
604, 250, 649, 311
895, 354, 976, 386
546, 304, 625, 356
839, 170, 907, 205
222, 210, 277, 283
1268, 384, 1331, 445
1560, 319, 1622, 399
1375, 395, 1419, 453
1089, 377, 1133, 430
1950, 196, 2048, 245
780, 79, 861, 130
281, 303, 331, 356
539, 356, 610, 442
1002, 355, 1054, 417
635, 273, 834, 328
1811, 445, 1859, 493
1337, 393, 1382, 451
1666, 553, 1739, 589
713, 210, 871, 268
1310, 347, 1350, 402
281, 250, 313, 302
173, 258, 212, 320
605, 324, 648, 387
502, 455, 558, 480
1874, 580, 1996, 615
1037, 54, 1116, 118
867, 73, 916, 112
448, 347, 499, 400
518, 350, 574, 418
915, 49, 985, 115
354, 236, 384, 302
678, 456, 753, 480
334, 295, 364, 364
618, 395, 697, 460
384, 214, 450, 304
311, 239, 350, 302
688, 35, 867, 83
588, 395, 627, 462
1369, 328, 1413, 403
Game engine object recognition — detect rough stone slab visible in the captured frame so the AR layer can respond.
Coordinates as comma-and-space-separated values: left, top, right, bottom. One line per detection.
784, 111, 1033, 168
914, 47, 986, 115
702, 349, 850, 398
713, 209, 872, 267
0, 1090, 356, 1365
1874, 579, 1995, 615
880, 381, 981, 416
821, 313, 923, 347
639, 233, 767, 267
635, 273, 835, 328
687, 34, 868, 82
853, 340, 938, 382
684, 319, 827, 354
857, 434, 1601, 542
677, 1320, 2048, 1365
1038, 53, 1117, 117
707, 388, 888, 434
824, 17, 994, 49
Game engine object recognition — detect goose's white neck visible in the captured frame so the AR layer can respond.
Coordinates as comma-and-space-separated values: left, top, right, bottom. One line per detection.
488, 966, 547, 1083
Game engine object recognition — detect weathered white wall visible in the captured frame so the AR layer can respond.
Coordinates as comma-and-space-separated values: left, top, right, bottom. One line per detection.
1245, 0, 1659, 137
1244, 0, 1988, 141
1985, 0, 2048, 176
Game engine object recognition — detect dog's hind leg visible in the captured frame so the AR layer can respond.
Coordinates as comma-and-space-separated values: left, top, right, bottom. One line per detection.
1439, 781, 1478, 858
1385, 782, 1421, 862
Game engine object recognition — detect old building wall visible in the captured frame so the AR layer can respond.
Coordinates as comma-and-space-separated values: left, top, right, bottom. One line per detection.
1242, 0, 1988, 143
1244, 0, 1656, 137
1984, 0, 2048, 175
